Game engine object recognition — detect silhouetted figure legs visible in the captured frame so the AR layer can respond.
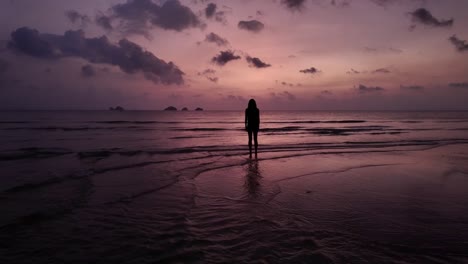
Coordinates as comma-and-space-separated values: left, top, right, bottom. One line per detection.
253, 130, 258, 157
248, 129, 258, 158
248, 130, 253, 157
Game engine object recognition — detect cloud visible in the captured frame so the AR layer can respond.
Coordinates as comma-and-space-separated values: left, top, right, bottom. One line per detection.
246, 56, 271, 68
238, 20, 264, 33
281, 0, 306, 10
204, 3, 227, 23
211, 50, 241, 66
81, 64, 96, 77
370, 0, 396, 6
300, 67, 320, 74
111, 0, 201, 36
8, 27, 184, 85
449, 82, 468, 89
363, 46, 403, 54
280, 81, 295, 87
282, 91, 296, 100
449, 35, 468, 52
357, 84, 385, 93
271, 91, 296, 101
198, 68, 218, 82
400, 85, 424, 91
320, 90, 333, 95
410, 8, 453, 28
205, 32, 229, 46
331, 0, 351, 8
95, 15, 113, 31
205, 3, 216, 18
0, 59, 8, 74
372, 68, 391, 74
65, 10, 90, 26
346, 68, 360, 74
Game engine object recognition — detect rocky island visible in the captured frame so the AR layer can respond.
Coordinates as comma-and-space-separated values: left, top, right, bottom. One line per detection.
164, 106, 177, 111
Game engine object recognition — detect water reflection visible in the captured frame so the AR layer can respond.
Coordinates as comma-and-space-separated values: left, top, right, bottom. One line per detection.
244, 158, 262, 198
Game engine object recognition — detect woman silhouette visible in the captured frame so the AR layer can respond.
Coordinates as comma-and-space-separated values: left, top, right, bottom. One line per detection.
245, 99, 260, 157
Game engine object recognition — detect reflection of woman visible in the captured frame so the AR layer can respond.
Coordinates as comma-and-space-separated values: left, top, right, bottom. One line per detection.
245, 99, 260, 157
245, 159, 261, 197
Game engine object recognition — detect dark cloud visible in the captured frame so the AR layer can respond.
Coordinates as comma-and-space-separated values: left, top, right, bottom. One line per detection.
401, 85, 424, 91
211, 50, 241, 66
410, 8, 453, 28
8, 27, 184, 85
205, 32, 229, 46
207, 77, 218, 83
65, 10, 90, 25
152, 0, 201, 31
449, 82, 468, 89
81, 64, 96, 77
281, 0, 306, 10
238, 20, 264, 33
198, 68, 216, 75
246, 56, 271, 68
204, 3, 227, 24
198, 68, 218, 82
449, 35, 468, 52
300, 67, 320, 74
357, 84, 384, 93
372, 68, 391, 74
205, 3, 216, 18
111, 0, 201, 35
346, 68, 360, 74
95, 15, 113, 31
282, 91, 296, 100
321, 90, 333, 95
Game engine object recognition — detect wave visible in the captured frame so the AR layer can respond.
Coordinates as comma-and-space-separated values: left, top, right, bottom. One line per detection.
265, 120, 367, 124
174, 128, 229, 131
93, 121, 173, 124
0, 147, 73, 161
2, 126, 153, 131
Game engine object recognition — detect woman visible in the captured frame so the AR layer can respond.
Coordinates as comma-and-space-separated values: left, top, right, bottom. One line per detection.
245, 99, 260, 157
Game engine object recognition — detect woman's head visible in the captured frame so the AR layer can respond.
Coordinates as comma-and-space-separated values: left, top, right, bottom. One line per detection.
248, 99, 257, 109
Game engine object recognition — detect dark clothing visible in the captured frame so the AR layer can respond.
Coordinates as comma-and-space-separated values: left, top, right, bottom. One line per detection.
245, 108, 260, 132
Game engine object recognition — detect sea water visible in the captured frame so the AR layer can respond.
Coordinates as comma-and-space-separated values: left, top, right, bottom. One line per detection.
1, 111, 468, 263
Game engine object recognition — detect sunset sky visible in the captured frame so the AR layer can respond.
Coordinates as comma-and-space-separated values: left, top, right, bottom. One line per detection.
0, 0, 467, 110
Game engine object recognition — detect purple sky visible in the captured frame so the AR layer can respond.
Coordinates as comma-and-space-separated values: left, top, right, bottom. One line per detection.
0, 0, 467, 110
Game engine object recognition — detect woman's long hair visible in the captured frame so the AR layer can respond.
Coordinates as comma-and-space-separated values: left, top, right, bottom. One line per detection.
248, 99, 257, 110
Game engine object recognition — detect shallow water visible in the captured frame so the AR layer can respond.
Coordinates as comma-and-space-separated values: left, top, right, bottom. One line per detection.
1, 111, 468, 263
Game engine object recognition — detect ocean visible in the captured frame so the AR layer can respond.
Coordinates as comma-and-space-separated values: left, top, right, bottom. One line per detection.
1, 110, 468, 263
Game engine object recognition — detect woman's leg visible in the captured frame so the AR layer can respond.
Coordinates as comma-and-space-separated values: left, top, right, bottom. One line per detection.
253, 130, 258, 155
248, 130, 253, 156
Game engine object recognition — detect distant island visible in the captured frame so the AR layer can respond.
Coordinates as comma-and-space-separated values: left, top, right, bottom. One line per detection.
109, 106, 125, 111
195, 107, 204, 111
181, 107, 188, 111
164, 106, 177, 111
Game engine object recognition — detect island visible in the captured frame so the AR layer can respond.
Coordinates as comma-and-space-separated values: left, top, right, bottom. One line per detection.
181, 107, 188, 111
164, 106, 177, 111
109, 106, 125, 111
195, 107, 204, 111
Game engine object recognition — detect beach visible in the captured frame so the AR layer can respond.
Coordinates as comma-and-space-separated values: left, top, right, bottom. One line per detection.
1, 110, 468, 263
